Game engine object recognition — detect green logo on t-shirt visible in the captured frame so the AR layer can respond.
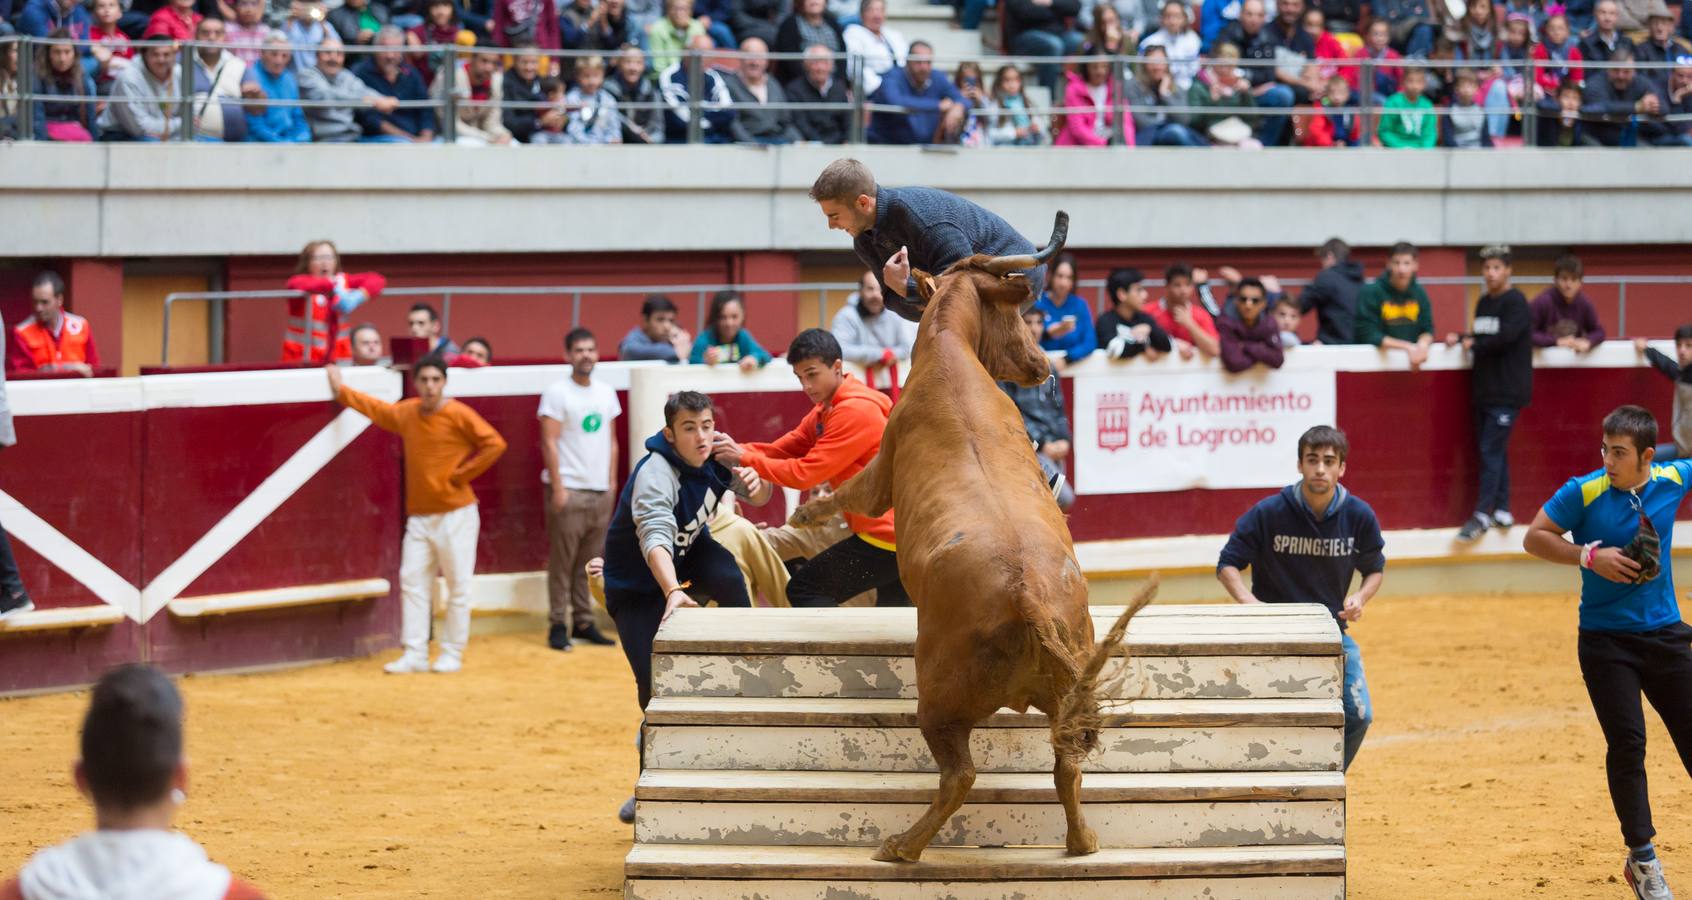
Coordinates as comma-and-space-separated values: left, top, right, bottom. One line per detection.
583, 413, 604, 433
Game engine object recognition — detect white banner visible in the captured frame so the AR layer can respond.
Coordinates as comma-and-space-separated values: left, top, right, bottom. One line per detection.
1072, 369, 1337, 495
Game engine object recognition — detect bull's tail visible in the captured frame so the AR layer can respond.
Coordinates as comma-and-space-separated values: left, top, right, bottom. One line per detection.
1050, 576, 1159, 760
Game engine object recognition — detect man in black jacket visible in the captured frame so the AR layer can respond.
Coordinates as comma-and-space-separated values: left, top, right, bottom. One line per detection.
725, 37, 803, 143
1299, 237, 1365, 345
787, 44, 849, 143
1004, 0, 1083, 91
499, 42, 552, 142
1581, 46, 1671, 145
1451, 244, 1533, 543
605, 44, 664, 143
1003, 309, 1076, 511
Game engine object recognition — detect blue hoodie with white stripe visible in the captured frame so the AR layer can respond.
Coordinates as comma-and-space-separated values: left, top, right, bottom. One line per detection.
1217, 483, 1387, 629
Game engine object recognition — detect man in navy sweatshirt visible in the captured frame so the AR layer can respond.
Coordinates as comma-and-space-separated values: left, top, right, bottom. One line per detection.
1449, 244, 1534, 543
1217, 425, 1386, 770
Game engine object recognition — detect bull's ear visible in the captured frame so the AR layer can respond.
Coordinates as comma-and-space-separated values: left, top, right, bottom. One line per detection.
913, 270, 939, 302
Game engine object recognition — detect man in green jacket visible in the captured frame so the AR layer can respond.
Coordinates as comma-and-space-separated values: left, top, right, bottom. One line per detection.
1185, 43, 1258, 139
1355, 241, 1436, 369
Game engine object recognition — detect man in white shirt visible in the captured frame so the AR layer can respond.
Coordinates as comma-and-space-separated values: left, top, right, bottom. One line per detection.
190, 17, 253, 141
539, 327, 622, 651
843, 0, 908, 95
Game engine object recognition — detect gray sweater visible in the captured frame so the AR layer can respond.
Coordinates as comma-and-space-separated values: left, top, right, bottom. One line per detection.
853, 186, 1043, 323
830, 298, 915, 365
299, 66, 379, 143
724, 73, 802, 144
97, 61, 181, 139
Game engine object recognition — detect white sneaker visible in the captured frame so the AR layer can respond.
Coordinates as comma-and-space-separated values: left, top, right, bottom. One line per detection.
1492, 510, 1515, 529
383, 654, 430, 674
431, 654, 463, 674
1627, 856, 1674, 900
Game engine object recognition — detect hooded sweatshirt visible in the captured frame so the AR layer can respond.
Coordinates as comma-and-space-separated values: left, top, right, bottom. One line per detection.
1468, 288, 1533, 409
9, 830, 259, 900
1354, 273, 1433, 347
603, 430, 746, 596
1299, 258, 1365, 345
740, 373, 897, 548
1217, 483, 1386, 629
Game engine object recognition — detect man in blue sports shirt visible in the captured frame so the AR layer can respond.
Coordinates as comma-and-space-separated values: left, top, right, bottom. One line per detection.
1217, 425, 1386, 772
1524, 404, 1692, 900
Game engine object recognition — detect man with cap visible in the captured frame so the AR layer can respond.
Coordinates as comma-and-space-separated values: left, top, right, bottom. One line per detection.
1634, 1, 1692, 67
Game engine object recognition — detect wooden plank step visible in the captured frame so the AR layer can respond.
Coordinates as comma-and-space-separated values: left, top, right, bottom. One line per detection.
652, 652, 1341, 701
0, 604, 125, 634
644, 697, 1343, 729
624, 843, 1347, 880
626, 875, 1346, 899
637, 770, 1347, 803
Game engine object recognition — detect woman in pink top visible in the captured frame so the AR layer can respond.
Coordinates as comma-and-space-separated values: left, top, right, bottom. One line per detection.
1054, 57, 1132, 145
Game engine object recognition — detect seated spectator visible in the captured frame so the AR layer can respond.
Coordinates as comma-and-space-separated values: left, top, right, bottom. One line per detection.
866, 40, 966, 144
0, 47, 16, 139
1302, 6, 1347, 82
8, 272, 100, 376
1126, 45, 1206, 146
787, 43, 849, 144
96, 39, 180, 141
1531, 14, 1583, 96
560, 54, 620, 143
224, 0, 268, 62
529, 75, 571, 142
500, 43, 556, 142
284, 240, 387, 362
660, 33, 736, 141
726, 37, 801, 143
774, 0, 847, 85
18, 0, 92, 40
1006, 308, 1078, 511
1355, 241, 1434, 369
1055, 56, 1127, 146
1581, 0, 1635, 61
1536, 77, 1591, 145
1666, 56, 1692, 145
494, 0, 561, 52
350, 323, 389, 365
1582, 46, 1672, 145
1095, 267, 1173, 361
1218, 0, 1293, 145
408, 303, 459, 355
1139, 0, 1201, 90
606, 43, 664, 142
141, 0, 199, 40
1083, 3, 1130, 55
1187, 43, 1258, 146
458, 336, 493, 365
0, 666, 266, 900
1636, 1, 1691, 64
732, 0, 784, 47
301, 37, 402, 141
88, 0, 136, 90
648, 0, 707, 73
1146, 263, 1221, 360
1004, 0, 1082, 93
562, 0, 634, 53
35, 28, 99, 142
1441, 69, 1493, 147
841, 0, 904, 94
329, 0, 391, 44
1218, 277, 1285, 373
1530, 254, 1606, 352
1034, 254, 1098, 365
1300, 237, 1363, 345
1274, 295, 1303, 348
189, 17, 252, 143
619, 293, 693, 362
284, 0, 335, 72
1301, 73, 1360, 146
690, 291, 773, 370
952, 60, 990, 146
1263, 0, 1320, 126
245, 32, 313, 142
354, 26, 439, 141
831, 270, 915, 369
984, 63, 1045, 145
435, 48, 514, 143
407, 0, 469, 87
1346, 19, 1401, 97
1376, 65, 1436, 147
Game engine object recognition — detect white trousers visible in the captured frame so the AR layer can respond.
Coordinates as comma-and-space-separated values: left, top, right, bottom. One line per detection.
399, 504, 480, 659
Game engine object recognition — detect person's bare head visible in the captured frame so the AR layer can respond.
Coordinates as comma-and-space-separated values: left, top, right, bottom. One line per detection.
1595, 0, 1618, 31
665, 0, 691, 26
577, 54, 606, 92
316, 35, 346, 74
1609, 45, 1636, 88
469, 49, 498, 81
1240, 0, 1266, 31
31, 272, 66, 330
141, 40, 175, 82
810, 158, 878, 237
261, 30, 292, 76
350, 324, 384, 365
857, 270, 884, 315
804, 43, 834, 85
195, 17, 226, 64
1275, 0, 1303, 27
860, 0, 886, 30
1673, 60, 1692, 94
407, 304, 443, 340
739, 36, 768, 82
373, 25, 405, 75
906, 40, 934, 85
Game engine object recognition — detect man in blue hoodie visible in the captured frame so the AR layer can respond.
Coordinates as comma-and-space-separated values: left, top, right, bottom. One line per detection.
1217, 425, 1386, 771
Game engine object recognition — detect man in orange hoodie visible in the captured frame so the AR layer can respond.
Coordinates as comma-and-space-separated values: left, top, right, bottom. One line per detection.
712, 329, 908, 607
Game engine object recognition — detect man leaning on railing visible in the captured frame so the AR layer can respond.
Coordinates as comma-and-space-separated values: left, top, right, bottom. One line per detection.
95, 38, 179, 141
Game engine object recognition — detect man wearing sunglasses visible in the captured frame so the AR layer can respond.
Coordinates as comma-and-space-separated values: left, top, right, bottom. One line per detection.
1217, 276, 1285, 373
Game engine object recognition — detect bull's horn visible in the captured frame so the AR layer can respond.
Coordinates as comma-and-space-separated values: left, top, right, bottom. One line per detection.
981, 211, 1070, 275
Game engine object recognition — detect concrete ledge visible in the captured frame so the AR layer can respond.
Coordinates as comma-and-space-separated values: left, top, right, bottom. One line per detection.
167, 578, 390, 618
0, 604, 126, 633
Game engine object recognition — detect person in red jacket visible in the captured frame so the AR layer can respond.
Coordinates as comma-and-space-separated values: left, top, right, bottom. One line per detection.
7, 271, 100, 376
283, 239, 387, 363
711, 328, 909, 607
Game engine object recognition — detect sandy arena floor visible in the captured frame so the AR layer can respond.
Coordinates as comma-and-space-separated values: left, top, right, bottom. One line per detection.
3, 592, 1690, 898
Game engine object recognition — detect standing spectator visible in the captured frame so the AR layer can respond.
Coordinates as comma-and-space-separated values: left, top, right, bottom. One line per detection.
564, 54, 621, 143
842, 0, 905, 93
1531, 254, 1607, 352
866, 40, 967, 144
350, 322, 389, 365
283, 240, 387, 363
1126, 44, 1206, 145
1355, 241, 1434, 368
1095, 267, 1173, 361
9, 272, 100, 376
660, 32, 736, 141
1218, 425, 1385, 770
301, 37, 403, 141
1300, 237, 1363, 345
354, 26, 438, 142
1581, 0, 1636, 61
648, 0, 708, 73
1055, 56, 1128, 146
787, 43, 850, 143
985, 63, 1046, 145
726, 37, 802, 143
1451, 244, 1532, 542
493, 0, 561, 52
1376, 65, 1437, 147
141, 0, 199, 40
407, 302, 459, 355
34, 27, 99, 142
0, 318, 28, 621
0, 666, 267, 898
1186, 43, 1258, 145
1146, 263, 1222, 360
1274, 296, 1304, 348
284, 0, 334, 72
1634, 325, 1692, 460
327, 360, 507, 674
1139, 0, 1202, 90
774, 0, 847, 84
87, 0, 136, 90
1004, 308, 1078, 511
1218, 277, 1286, 373
1530, 13, 1584, 96
831, 270, 916, 369
189, 17, 251, 143
605, 43, 664, 143
329, 0, 391, 44
1005, 0, 1083, 92
1033, 254, 1099, 365
618, 294, 693, 362
435, 49, 514, 144
225, 0, 268, 61
1347, 19, 1402, 97
689, 291, 773, 369
245, 32, 313, 142
500, 43, 556, 142
539, 327, 621, 651
96, 39, 179, 140
1581, 45, 1671, 145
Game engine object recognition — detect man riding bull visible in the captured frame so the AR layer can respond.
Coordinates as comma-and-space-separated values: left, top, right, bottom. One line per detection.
810, 158, 1047, 323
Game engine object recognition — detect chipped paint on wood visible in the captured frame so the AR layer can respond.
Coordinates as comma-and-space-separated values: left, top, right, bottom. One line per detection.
624, 876, 1347, 900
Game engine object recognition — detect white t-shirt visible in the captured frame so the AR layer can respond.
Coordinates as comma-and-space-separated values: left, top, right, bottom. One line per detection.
537, 377, 621, 491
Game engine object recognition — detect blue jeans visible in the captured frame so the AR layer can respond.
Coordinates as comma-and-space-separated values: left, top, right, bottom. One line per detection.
1474, 404, 1518, 518
1484, 78, 1512, 138
703, 19, 736, 49
1010, 28, 1084, 93
1139, 121, 1208, 146
1403, 21, 1437, 57
1254, 82, 1294, 146
959, 0, 990, 28
1342, 633, 1372, 770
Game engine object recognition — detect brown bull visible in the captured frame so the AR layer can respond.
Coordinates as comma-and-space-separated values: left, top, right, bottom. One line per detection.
791, 213, 1156, 863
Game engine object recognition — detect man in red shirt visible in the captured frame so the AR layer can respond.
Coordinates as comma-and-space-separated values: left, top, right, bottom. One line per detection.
1145, 262, 1221, 360
7, 272, 100, 377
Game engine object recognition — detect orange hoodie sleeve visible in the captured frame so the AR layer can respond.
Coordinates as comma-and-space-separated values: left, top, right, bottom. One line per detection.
745, 405, 820, 462
741, 399, 883, 491
448, 402, 507, 485
336, 384, 404, 434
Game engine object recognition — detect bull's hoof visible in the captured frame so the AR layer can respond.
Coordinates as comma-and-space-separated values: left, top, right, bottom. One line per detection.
1065, 827, 1099, 856
873, 837, 923, 863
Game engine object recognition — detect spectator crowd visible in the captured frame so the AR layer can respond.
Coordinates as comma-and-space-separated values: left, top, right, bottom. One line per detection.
3, 0, 1690, 144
